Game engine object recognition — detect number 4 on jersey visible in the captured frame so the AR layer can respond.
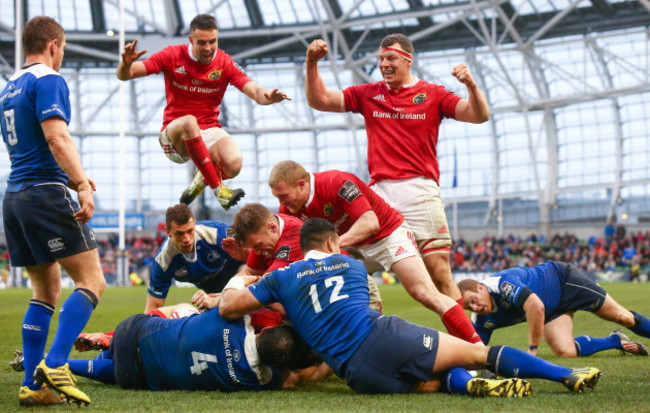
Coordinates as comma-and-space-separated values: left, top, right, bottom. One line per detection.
309, 275, 349, 313
190, 351, 217, 375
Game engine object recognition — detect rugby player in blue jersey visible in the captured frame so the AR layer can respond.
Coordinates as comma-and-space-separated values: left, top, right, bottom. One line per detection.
0, 16, 106, 406
146, 203, 247, 313
458, 262, 650, 357
66, 304, 321, 391
74, 203, 281, 351
219, 218, 602, 396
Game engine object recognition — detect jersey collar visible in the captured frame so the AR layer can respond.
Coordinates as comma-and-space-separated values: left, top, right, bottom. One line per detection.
303, 250, 334, 260
385, 76, 419, 91
274, 214, 286, 239
304, 173, 316, 208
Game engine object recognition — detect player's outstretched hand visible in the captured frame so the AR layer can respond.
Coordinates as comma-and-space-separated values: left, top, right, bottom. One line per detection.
265, 88, 291, 102
192, 290, 222, 310
451, 63, 476, 88
222, 237, 251, 261
307, 39, 329, 62
122, 39, 147, 64
74, 190, 94, 223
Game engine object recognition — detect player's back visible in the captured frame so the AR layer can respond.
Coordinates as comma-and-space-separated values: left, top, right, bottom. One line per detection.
251, 251, 378, 375
137, 309, 281, 392
0, 64, 70, 190
494, 262, 565, 316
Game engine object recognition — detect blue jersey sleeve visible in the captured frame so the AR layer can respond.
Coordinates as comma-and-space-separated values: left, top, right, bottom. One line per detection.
497, 276, 529, 309
35, 75, 71, 124
248, 272, 281, 305
148, 261, 172, 299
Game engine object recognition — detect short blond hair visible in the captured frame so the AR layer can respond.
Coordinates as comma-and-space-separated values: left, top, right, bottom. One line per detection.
231, 203, 274, 244
268, 160, 309, 188
457, 279, 481, 294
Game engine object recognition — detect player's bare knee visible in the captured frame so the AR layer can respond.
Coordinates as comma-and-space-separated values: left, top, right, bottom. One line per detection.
222, 154, 243, 178
552, 346, 577, 357
177, 115, 200, 138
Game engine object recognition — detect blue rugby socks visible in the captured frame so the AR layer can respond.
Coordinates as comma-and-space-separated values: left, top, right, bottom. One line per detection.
630, 311, 650, 338
441, 367, 473, 394
486, 345, 572, 381
45, 289, 98, 368
68, 355, 116, 384
574, 335, 619, 356
22, 300, 55, 390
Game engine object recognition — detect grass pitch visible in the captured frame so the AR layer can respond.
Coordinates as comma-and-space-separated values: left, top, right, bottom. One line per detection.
1, 282, 649, 412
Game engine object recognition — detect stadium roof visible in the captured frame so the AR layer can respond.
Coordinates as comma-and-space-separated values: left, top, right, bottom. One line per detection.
1, 0, 650, 69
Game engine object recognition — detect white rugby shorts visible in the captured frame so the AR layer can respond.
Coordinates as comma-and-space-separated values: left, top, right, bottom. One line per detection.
159, 127, 231, 164
358, 222, 420, 270
371, 176, 451, 243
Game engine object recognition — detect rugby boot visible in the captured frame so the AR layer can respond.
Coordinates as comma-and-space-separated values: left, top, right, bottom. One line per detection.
215, 184, 245, 211
9, 349, 24, 372
33, 360, 91, 406
610, 329, 649, 356
561, 367, 601, 393
467, 377, 532, 398
180, 169, 206, 205
74, 332, 112, 352
18, 384, 64, 406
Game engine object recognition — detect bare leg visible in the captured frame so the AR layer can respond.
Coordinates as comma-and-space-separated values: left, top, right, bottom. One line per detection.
422, 252, 461, 301
390, 256, 455, 316
544, 313, 578, 357
594, 294, 636, 328
208, 136, 242, 179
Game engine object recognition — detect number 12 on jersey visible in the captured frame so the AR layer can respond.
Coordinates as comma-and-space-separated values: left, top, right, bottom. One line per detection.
309, 275, 349, 313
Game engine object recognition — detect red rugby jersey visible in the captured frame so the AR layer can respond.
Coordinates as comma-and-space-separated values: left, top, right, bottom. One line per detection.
246, 214, 304, 273
142, 44, 252, 130
279, 170, 403, 246
343, 79, 461, 185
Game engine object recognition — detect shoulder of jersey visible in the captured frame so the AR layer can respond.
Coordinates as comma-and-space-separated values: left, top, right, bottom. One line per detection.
10, 64, 60, 81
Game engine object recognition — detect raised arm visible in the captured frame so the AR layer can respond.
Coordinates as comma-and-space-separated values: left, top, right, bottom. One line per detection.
242, 81, 291, 105
41, 117, 94, 223
116, 40, 149, 81
450, 63, 490, 124
305, 39, 345, 113
338, 210, 380, 247
522, 293, 545, 356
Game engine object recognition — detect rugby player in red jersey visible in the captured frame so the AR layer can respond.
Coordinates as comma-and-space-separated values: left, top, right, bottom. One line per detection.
117, 14, 290, 210
268, 161, 481, 343
304, 33, 489, 317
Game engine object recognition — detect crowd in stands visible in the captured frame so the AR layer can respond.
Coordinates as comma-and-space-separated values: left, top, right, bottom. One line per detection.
1, 224, 649, 286
450, 224, 650, 277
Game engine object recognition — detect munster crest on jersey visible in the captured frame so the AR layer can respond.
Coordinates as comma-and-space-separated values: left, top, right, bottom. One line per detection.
208, 69, 222, 81
324, 202, 334, 216
413, 92, 427, 104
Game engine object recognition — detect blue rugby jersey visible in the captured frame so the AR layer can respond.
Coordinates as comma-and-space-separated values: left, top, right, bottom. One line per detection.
472, 261, 566, 343
148, 221, 245, 298
137, 308, 282, 391
249, 251, 379, 376
0, 64, 71, 191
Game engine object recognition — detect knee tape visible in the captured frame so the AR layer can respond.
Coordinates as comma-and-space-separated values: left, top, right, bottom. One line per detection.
418, 238, 451, 257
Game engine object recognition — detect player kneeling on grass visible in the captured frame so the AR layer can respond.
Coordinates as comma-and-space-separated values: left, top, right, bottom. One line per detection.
63, 303, 321, 391
219, 218, 602, 396
458, 262, 650, 357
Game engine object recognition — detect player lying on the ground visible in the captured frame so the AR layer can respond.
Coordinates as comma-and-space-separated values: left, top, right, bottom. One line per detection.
74, 203, 282, 351
219, 218, 602, 395
66, 304, 321, 391
458, 261, 650, 357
